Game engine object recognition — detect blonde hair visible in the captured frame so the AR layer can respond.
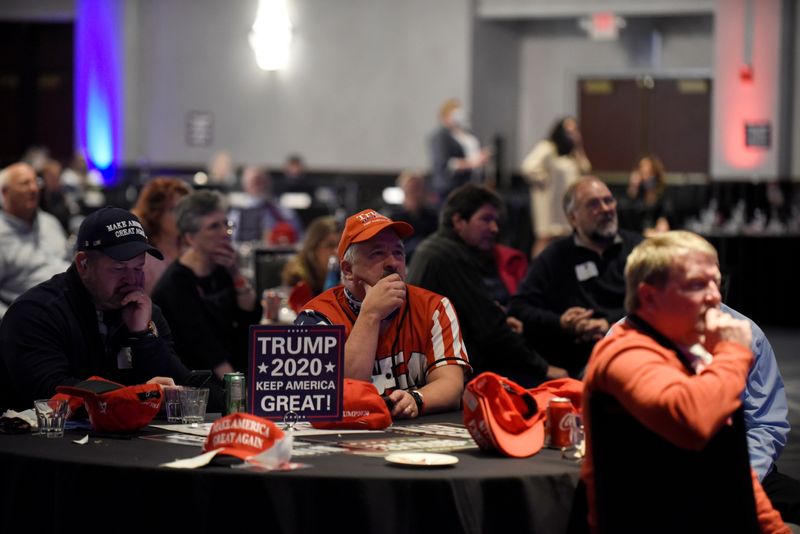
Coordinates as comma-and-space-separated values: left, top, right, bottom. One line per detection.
282, 216, 340, 293
438, 98, 461, 122
396, 169, 425, 189
624, 231, 718, 312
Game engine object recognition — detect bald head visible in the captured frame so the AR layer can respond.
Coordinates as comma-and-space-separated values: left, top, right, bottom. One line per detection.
242, 166, 271, 198
0, 163, 40, 223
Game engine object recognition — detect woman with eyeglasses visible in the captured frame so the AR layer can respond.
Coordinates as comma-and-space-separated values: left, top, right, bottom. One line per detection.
152, 190, 261, 379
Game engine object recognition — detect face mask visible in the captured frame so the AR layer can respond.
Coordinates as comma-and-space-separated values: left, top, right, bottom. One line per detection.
450, 108, 466, 127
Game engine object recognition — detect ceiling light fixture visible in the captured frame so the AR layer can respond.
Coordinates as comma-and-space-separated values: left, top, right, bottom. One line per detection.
250, 0, 293, 71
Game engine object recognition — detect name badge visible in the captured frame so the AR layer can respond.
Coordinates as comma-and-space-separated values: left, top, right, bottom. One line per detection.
575, 261, 599, 282
117, 347, 133, 369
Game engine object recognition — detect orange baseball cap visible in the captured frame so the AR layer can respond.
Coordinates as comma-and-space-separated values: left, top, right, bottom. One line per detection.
311, 379, 392, 430
56, 377, 163, 433
527, 377, 584, 413
203, 413, 286, 460
462, 372, 546, 458
337, 209, 414, 260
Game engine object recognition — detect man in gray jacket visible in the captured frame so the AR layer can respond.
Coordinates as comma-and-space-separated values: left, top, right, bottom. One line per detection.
0, 162, 69, 318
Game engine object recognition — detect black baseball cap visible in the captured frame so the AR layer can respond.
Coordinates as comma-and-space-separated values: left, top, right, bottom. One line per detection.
76, 207, 164, 261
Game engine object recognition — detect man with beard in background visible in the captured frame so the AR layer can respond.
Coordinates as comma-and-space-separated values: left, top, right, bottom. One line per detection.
508, 176, 643, 376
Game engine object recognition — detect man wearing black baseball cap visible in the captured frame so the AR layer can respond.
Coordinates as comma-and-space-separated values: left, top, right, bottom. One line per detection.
0, 207, 190, 410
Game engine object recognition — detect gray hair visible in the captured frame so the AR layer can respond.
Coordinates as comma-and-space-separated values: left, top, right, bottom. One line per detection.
341, 242, 360, 266
175, 190, 227, 235
338, 243, 362, 285
563, 175, 601, 216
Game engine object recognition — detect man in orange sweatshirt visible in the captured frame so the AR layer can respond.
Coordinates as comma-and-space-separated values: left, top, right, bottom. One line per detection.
581, 230, 788, 533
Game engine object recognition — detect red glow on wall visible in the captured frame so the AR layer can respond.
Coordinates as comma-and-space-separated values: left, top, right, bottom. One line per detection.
713, 0, 782, 176
717, 19, 777, 169
722, 80, 768, 169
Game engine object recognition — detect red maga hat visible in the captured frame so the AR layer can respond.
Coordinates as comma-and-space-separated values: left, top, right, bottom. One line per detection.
56, 377, 163, 433
311, 379, 392, 430
462, 372, 546, 458
203, 413, 286, 461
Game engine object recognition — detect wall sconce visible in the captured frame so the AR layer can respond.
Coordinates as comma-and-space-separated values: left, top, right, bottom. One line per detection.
250, 0, 293, 71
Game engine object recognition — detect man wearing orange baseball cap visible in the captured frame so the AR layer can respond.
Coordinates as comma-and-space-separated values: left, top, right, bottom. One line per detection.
295, 209, 471, 419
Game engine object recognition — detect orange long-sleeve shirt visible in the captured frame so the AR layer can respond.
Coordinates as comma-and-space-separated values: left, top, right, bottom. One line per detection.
581, 321, 788, 534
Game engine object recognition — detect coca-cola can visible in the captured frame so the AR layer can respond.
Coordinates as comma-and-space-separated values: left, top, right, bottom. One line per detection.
547, 397, 574, 449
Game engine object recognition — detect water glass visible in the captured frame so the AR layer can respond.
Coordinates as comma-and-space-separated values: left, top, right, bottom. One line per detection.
179, 388, 209, 424
569, 413, 586, 459
34, 398, 69, 438
163, 386, 183, 423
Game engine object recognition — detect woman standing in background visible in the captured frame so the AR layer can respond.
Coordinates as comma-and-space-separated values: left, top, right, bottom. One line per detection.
521, 116, 591, 256
429, 98, 492, 205
625, 154, 670, 235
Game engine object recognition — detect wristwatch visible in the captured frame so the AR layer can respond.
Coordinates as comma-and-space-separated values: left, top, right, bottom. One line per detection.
409, 389, 424, 414
129, 320, 159, 341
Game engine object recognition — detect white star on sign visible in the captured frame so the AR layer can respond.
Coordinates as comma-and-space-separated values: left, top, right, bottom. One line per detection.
258, 362, 269, 374
325, 362, 336, 373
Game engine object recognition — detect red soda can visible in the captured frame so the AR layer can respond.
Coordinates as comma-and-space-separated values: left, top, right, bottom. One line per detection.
547, 397, 574, 449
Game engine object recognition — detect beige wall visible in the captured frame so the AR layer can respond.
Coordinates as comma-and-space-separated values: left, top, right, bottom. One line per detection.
2, 0, 800, 180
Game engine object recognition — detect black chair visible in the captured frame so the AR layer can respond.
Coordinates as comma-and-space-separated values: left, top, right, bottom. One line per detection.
253, 246, 296, 297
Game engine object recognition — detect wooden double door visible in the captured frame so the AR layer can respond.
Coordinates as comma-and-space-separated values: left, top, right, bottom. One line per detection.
579, 76, 712, 174
0, 22, 74, 166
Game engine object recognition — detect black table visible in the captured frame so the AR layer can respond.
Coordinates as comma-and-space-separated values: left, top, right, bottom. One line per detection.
0, 412, 580, 534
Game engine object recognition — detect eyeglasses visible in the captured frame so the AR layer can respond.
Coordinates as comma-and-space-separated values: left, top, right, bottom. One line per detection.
582, 196, 617, 212
200, 219, 236, 235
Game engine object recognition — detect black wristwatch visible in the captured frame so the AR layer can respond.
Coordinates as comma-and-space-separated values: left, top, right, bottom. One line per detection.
128, 320, 159, 341
409, 389, 424, 414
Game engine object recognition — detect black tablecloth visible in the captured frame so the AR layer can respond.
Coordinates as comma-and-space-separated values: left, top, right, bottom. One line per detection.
0, 412, 580, 534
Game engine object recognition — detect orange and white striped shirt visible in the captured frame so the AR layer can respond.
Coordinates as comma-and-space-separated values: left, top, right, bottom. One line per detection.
296, 285, 471, 394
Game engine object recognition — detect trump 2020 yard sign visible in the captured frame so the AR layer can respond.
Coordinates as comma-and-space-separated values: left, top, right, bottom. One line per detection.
247, 324, 344, 422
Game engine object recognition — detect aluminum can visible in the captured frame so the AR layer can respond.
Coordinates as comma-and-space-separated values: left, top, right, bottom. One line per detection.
547, 397, 574, 449
223, 372, 246, 415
